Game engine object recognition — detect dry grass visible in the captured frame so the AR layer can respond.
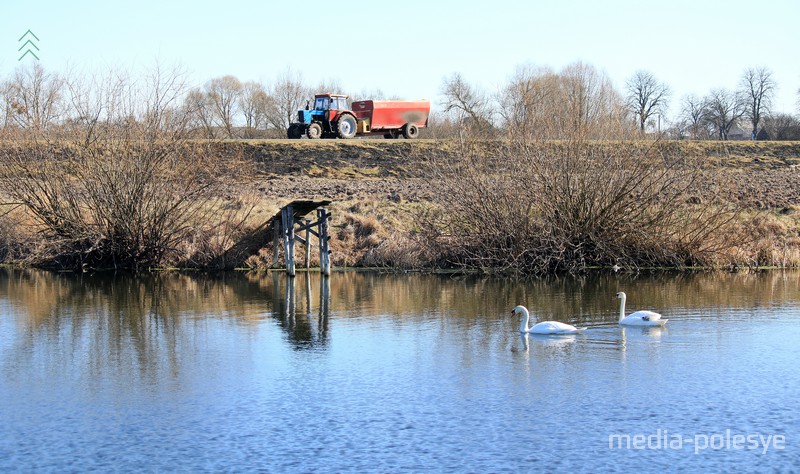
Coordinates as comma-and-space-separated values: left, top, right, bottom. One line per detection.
2, 137, 800, 273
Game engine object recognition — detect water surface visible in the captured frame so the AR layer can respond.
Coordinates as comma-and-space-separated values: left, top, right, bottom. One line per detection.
0, 269, 798, 472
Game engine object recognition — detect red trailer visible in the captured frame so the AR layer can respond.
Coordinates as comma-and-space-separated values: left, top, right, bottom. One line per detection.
351, 100, 430, 139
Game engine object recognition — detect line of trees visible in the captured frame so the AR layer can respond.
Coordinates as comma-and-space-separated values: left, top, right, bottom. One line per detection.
439, 62, 630, 140
440, 64, 800, 141
0, 63, 394, 140
2, 62, 799, 141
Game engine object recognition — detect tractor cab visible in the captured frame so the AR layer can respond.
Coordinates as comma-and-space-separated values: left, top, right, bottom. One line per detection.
298, 94, 349, 124
313, 94, 349, 113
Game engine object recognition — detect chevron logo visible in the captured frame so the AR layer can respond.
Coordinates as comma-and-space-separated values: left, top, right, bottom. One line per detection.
18, 30, 40, 61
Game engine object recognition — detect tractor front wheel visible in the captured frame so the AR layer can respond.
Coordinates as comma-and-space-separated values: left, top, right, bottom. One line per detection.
287, 124, 302, 139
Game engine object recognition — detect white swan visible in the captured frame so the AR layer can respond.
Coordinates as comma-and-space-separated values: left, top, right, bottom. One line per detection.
616, 292, 667, 326
512, 305, 586, 334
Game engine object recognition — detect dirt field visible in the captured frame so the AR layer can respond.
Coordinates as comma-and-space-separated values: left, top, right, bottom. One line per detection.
215, 139, 800, 211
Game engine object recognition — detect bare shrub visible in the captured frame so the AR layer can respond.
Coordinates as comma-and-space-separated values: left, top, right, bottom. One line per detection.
0, 140, 222, 270
424, 138, 746, 274
0, 65, 257, 271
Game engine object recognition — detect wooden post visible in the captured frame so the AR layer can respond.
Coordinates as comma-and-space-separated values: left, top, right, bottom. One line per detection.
317, 208, 330, 276
282, 205, 296, 277
304, 218, 311, 269
272, 218, 280, 268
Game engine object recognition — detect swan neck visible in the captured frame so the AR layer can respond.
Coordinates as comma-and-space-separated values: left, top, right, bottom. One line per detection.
619, 295, 627, 322
520, 308, 530, 332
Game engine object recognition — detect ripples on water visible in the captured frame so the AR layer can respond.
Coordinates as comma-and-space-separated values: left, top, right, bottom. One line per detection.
0, 269, 798, 472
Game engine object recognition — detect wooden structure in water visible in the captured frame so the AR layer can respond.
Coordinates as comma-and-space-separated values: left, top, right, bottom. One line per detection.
269, 200, 332, 276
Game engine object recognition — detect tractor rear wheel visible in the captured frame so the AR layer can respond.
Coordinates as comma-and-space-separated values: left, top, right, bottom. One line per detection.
402, 123, 419, 139
306, 123, 322, 139
336, 114, 357, 139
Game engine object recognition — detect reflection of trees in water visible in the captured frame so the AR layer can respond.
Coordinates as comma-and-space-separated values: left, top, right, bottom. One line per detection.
1, 268, 798, 382
0, 268, 335, 385
0, 269, 286, 385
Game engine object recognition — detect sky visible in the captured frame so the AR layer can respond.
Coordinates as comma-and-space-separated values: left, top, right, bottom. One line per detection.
1, 0, 798, 120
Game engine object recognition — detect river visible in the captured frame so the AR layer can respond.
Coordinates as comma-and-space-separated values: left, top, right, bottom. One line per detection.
0, 268, 797, 472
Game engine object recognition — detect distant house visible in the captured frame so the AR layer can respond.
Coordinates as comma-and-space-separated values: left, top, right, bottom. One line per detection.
726, 122, 750, 140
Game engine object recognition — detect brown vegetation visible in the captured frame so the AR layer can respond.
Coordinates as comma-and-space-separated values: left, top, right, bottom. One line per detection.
419, 140, 745, 274
0, 61, 798, 274
1, 138, 799, 273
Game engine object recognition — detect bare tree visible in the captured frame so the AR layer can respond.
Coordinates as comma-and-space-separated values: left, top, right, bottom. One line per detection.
679, 94, 710, 139
239, 81, 270, 138
763, 113, 800, 140
739, 67, 775, 140
183, 88, 216, 138
704, 88, 744, 140
265, 69, 309, 132
626, 70, 670, 133
141, 61, 191, 140
314, 78, 344, 96
440, 73, 493, 134
3, 63, 65, 133
63, 69, 135, 144
493, 62, 629, 140
559, 62, 627, 139
351, 88, 391, 102
497, 65, 558, 139
206, 75, 242, 138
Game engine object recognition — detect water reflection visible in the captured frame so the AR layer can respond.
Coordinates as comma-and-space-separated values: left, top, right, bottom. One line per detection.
1, 268, 799, 471
1, 268, 799, 385
271, 272, 330, 350
517, 332, 580, 355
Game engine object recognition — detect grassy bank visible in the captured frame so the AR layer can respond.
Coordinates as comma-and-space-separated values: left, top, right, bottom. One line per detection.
1, 138, 799, 273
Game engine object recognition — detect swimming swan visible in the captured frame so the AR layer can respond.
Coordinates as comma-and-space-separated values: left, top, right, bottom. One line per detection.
616, 292, 667, 326
512, 305, 586, 334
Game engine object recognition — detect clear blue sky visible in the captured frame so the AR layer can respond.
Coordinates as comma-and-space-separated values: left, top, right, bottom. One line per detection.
2, 0, 798, 118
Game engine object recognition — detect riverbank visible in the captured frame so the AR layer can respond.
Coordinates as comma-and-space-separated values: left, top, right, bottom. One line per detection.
216, 139, 800, 272
1, 139, 799, 272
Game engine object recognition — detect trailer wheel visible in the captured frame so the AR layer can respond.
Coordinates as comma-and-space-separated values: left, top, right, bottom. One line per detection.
384, 131, 398, 139
306, 123, 322, 139
402, 123, 419, 139
336, 114, 357, 139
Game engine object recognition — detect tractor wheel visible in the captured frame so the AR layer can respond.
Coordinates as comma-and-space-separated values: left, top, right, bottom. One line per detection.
402, 123, 419, 139
336, 114, 357, 139
306, 123, 322, 139
287, 124, 302, 139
